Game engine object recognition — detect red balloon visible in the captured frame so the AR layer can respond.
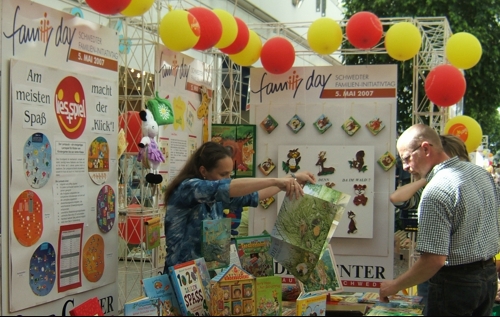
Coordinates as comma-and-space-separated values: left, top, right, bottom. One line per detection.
346, 11, 383, 49
425, 64, 466, 107
219, 17, 250, 55
86, 0, 131, 15
188, 7, 223, 51
119, 111, 142, 153
261, 37, 295, 75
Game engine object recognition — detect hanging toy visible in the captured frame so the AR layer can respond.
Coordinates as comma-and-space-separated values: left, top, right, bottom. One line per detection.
137, 109, 165, 184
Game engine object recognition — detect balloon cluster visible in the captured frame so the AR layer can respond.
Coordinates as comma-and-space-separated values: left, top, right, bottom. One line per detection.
305, 11, 483, 152
156, 7, 294, 75
307, 11, 482, 109
86, 0, 155, 16
425, 32, 482, 108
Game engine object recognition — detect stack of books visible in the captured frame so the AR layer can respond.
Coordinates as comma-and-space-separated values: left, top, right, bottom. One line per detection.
360, 292, 424, 316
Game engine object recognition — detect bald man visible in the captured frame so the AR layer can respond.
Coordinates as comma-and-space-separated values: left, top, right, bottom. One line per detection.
380, 124, 500, 316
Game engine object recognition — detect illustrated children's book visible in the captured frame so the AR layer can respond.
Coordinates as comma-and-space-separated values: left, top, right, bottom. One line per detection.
168, 258, 209, 316
328, 291, 364, 304
298, 244, 343, 295
144, 217, 161, 250
209, 264, 256, 316
142, 274, 181, 316
193, 257, 213, 303
274, 260, 301, 301
123, 296, 159, 316
201, 218, 231, 270
369, 301, 425, 315
358, 292, 423, 306
255, 276, 282, 316
365, 306, 422, 316
269, 184, 350, 284
235, 233, 274, 277
295, 292, 327, 316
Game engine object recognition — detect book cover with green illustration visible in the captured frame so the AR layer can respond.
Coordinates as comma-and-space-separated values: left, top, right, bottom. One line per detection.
298, 244, 343, 295
269, 184, 350, 284
235, 234, 274, 277
255, 276, 282, 316
201, 218, 231, 270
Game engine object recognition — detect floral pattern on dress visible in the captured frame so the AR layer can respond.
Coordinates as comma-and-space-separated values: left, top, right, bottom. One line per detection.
163, 178, 258, 270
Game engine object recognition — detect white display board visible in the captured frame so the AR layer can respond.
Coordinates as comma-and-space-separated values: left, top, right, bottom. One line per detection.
1, 0, 119, 314
251, 64, 397, 290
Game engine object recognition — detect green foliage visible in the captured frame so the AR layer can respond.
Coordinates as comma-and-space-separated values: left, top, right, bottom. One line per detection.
342, 0, 500, 151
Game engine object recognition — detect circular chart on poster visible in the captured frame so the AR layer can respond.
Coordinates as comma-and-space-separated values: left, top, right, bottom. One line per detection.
82, 234, 105, 282
87, 136, 109, 185
13, 190, 43, 247
96, 185, 116, 233
29, 242, 56, 296
23, 132, 52, 189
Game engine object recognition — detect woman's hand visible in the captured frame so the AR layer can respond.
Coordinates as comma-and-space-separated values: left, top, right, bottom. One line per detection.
279, 171, 316, 199
275, 176, 303, 199
294, 171, 316, 186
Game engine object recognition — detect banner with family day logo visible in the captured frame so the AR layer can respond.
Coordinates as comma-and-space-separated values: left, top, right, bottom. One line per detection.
2, 0, 119, 313
251, 64, 397, 290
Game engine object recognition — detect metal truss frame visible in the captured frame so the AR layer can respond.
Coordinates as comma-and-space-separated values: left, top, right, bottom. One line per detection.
210, 17, 452, 128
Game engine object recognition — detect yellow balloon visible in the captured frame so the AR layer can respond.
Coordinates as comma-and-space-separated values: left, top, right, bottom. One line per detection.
159, 10, 200, 52
121, 0, 154, 17
444, 115, 483, 153
229, 30, 262, 66
384, 22, 422, 61
446, 32, 482, 70
307, 17, 342, 55
213, 9, 238, 49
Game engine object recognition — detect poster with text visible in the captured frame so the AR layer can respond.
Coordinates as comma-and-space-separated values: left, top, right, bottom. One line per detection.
251, 64, 396, 268
2, 0, 119, 314
8, 58, 118, 312
155, 46, 212, 168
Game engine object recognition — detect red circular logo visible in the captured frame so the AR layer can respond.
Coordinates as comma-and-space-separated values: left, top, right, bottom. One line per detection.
54, 76, 86, 139
188, 13, 201, 37
448, 123, 469, 142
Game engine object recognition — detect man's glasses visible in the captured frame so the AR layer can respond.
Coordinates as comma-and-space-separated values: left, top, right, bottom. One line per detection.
400, 144, 422, 164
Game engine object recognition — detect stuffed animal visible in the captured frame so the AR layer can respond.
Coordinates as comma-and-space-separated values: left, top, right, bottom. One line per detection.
137, 109, 165, 184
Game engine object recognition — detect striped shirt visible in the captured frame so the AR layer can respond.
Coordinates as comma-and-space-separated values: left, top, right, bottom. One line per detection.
416, 157, 500, 266
393, 188, 423, 211
164, 178, 259, 268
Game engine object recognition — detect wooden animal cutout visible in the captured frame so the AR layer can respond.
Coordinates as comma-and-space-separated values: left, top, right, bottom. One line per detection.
347, 210, 358, 234
349, 150, 367, 172
316, 151, 335, 176
353, 184, 368, 206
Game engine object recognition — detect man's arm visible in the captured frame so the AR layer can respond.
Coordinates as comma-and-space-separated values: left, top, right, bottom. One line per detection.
379, 253, 446, 300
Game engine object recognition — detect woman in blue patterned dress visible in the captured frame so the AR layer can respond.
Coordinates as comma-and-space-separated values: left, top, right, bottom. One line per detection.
163, 141, 316, 270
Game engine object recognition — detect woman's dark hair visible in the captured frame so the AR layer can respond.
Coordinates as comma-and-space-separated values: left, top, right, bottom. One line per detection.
164, 142, 232, 204
440, 134, 470, 162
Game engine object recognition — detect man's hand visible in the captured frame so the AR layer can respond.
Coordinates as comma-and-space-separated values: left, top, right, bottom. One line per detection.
379, 280, 399, 302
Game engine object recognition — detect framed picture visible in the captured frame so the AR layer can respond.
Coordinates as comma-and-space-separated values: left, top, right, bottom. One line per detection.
211, 124, 257, 178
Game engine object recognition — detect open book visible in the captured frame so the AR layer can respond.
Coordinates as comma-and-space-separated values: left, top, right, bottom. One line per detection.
298, 244, 343, 295
269, 183, 350, 284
